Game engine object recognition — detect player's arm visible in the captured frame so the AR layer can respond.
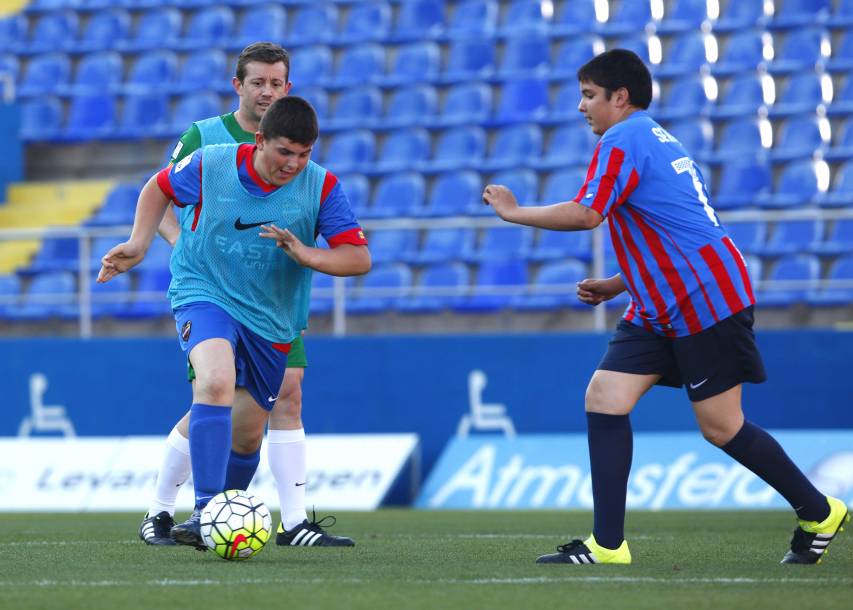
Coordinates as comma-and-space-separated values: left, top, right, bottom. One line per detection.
482, 184, 603, 231
98, 175, 171, 282
259, 225, 371, 276
158, 125, 201, 246
577, 274, 627, 306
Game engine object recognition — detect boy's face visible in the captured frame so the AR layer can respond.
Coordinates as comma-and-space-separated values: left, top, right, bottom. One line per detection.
577, 79, 625, 136
255, 134, 313, 186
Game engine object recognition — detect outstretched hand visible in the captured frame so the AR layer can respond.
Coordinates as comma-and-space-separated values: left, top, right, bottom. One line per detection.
482, 184, 518, 220
98, 241, 145, 283
259, 224, 309, 265
576, 277, 624, 306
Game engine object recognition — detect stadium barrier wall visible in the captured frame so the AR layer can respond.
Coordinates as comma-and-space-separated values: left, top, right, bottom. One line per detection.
2, 330, 851, 483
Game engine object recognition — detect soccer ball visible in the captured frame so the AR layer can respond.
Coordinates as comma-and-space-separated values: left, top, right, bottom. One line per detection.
200, 490, 272, 561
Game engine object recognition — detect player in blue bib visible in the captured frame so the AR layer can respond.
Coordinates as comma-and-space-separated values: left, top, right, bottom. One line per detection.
98, 97, 371, 549
483, 49, 847, 566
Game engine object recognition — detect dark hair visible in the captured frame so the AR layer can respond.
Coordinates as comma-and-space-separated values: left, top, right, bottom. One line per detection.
576, 49, 653, 109
236, 42, 290, 83
260, 96, 319, 144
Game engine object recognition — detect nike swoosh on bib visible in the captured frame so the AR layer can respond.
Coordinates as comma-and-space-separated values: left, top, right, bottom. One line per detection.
234, 218, 274, 230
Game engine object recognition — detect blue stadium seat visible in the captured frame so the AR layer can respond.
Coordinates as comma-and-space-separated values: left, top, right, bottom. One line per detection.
338, 173, 370, 218
120, 91, 170, 138
457, 259, 528, 312
756, 160, 821, 208
384, 85, 438, 128
514, 259, 588, 310
465, 226, 533, 263
26, 11, 78, 54
499, 32, 550, 77
338, 1, 391, 44
825, 29, 853, 73
123, 50, 178, 94
500, 0, 549, 34
287, 4, 338, 45
666, 118, 714, 161
399, 262, 469, 313
128, 267, 172, 318
230, 4, 286, 50
118, 8, 182, 52
808, 253, 853, 306
426, 127, 486, 172
657, 75, 711, 121
309, 271, 334, 316
757, 220, 824, 257
177, 6, 234, 51
827, 72, 853, 116
13, 271, 76, 321
612, 33, 651, 64
769, 0, 831, 29
322, 130, 375, 173
657, 0, 710, 34
369, 172, 426, 217
18, 53, 71, 97
713, 159, 772, 209
495, 77, 549, 125
26, 238, 79, 274
393, 0, 445, 41
329, 86, 383, 130
413, 229, 476, 264
709, 73, 767, 119
289, 46, 332, 87
0, 14, 27, 53
366, 229, 419, 265
816, 220, 853, 255
599, 0, 652, 36
536, 123, 598, 169
707, 117, 764, 163
769, 116, 828, 162
485, 169, 538, 208
295, 86, 328, 120
529, 227, 591, 262
541, 168, 587, 205
0, 274, 21, 319
823, 117, 853, 162
769, 72, 828, 117
759, 254, 820, 307
443, 38, 496, 83
90, 271, 132, 319
87, 182, 141, 227
65, 93, 117, 139
72, 8, 130, 53
0, 53, 18, 88
446, 0, 498, 39
20, 97, 63, 141
385, 41, 440, 87
437, 82, 492, 126
725, 221, 767, 256
331, 44, 385, 88
711, 29, 767, 76
818, 160, 853, 207
830, 0, 853, 27
171, 49, 227, 95
655, 31, 711, 79
170, 92, 222, 134
88, 236, 124, 270
550, 81, 584, 121
768, 28, 830, 74
551, 36, 603, 79
552, 0, 598, 36
423, 170, 482, 216
480, 124, 542, 172
64, 51, 123, 95
134, 237, 171, 272
348, 263, 412, 314
713, 3, 766, 33
376, 128, 431, 173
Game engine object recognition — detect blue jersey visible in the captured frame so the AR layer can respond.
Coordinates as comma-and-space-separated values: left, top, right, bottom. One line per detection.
575, 111, 755, 337
157, 144, 367, 342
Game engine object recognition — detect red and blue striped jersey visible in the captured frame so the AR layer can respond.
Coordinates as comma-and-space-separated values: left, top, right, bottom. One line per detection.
575, 111, 755, 337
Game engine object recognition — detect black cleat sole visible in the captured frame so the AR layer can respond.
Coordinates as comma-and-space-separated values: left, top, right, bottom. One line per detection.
170, 528, 207, 551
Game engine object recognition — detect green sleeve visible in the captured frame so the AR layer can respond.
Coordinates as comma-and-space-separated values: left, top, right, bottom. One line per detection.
169, 124, 202, 164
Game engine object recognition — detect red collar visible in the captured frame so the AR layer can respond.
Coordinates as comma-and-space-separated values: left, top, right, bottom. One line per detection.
236, 144, 277, 193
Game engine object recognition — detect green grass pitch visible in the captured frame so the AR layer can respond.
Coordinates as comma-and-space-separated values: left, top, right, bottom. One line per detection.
1, 510, 850, 610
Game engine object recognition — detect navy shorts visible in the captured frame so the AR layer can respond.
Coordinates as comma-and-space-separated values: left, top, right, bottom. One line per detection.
597, 306, 767, 401
174, 301, 290, 411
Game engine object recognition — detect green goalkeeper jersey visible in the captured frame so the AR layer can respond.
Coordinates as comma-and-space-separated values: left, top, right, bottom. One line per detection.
168, 112, 254, 164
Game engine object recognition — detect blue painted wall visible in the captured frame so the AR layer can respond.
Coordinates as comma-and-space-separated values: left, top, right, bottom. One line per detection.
2, 331, 851, 477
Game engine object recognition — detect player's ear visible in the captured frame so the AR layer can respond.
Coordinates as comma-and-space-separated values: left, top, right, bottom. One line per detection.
255, 131, 264, 149
232, 75, 242, 96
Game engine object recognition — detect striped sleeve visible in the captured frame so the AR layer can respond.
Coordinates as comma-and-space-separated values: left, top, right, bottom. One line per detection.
576, 130, 640, 217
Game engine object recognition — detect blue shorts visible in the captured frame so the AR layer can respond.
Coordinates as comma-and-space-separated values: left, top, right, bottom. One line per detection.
598, 306, 767, 402
174, 301, 290, 411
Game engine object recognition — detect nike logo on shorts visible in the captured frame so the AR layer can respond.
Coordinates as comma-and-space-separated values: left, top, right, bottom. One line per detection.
689, 378, 709, 389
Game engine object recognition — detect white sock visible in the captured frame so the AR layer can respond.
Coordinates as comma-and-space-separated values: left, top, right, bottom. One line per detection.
268, 428, 308, 530
147, 427, 191, 517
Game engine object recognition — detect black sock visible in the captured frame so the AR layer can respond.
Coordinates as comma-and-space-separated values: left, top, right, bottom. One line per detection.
721, 421, 829, 522
587, 412, 633, 550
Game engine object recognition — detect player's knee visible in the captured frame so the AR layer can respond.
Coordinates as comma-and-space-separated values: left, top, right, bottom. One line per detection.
232, 431, 263, 454
700, 423, 737, 447
195, 375, 234, 404
585, 376, 616, 413
276, 383, 302, 418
